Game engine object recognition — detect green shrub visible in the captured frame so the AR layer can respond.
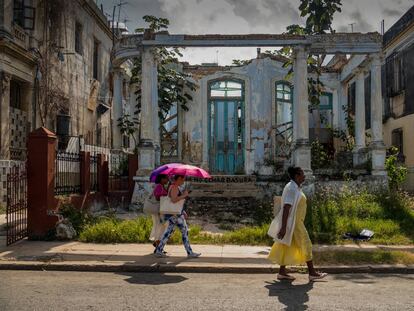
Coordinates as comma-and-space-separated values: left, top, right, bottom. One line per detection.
59, 202, 96, 234
386, 147, 408, 190
0, 203, 5, 214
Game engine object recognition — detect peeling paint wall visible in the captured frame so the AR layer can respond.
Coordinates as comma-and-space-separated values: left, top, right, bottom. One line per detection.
180, 57, 340, 175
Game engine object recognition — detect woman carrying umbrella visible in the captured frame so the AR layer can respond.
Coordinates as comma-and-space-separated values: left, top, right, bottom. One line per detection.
151, 164, 209, 258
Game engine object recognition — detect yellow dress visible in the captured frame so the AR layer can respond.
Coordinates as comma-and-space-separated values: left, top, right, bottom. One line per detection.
268, 192, 313, 265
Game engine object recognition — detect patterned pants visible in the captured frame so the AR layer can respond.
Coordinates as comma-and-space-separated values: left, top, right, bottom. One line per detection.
156, 215, 193, 255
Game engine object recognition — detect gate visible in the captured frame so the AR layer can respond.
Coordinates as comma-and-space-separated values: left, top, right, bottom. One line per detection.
6, 164, 28, 246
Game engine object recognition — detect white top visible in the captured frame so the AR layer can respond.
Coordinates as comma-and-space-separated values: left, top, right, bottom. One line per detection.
273, 181, 303, 246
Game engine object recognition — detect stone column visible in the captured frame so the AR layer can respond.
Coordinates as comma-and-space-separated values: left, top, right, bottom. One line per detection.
353, 69, 368, 167
292, 46, 312, 175
370, 53, 386, 176
112, 68, 124, 149
131, 47, 159, 209
0, 72, 11, 159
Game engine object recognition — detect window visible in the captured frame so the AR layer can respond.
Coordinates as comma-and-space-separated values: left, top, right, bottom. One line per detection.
75, 22, 83, 55
391, 128, 404, 163
93, 40, 99, 80
10, 80, 22, 109
385, 53, 405, 97
13, 0, 35, 30
275, 82, 293, 125
210, 80, 243, 98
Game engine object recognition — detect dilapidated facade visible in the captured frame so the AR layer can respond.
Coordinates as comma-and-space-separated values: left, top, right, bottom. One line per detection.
112, 31, 388, 205
0, 0, 131, 203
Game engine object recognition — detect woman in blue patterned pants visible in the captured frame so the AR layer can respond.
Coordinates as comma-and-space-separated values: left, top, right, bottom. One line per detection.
154, 175, 201, 258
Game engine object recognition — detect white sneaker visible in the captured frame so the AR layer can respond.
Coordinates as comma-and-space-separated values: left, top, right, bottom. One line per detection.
154, 251, 168, 258
187, 252, 201, 258
309, 272, 328, 281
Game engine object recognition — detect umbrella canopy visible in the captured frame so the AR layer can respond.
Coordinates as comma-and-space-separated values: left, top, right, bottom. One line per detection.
150, 163, 211, 182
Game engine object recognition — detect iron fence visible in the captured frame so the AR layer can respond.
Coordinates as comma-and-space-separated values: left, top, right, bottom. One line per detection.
109, 152, 129, 191
55, 151, 81, 195
6, 163, 27, 246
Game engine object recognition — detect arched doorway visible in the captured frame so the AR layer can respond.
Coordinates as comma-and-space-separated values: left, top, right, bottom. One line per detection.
208, 79, 245, 174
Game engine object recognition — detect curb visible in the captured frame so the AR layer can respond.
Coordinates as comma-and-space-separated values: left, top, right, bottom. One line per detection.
1, 262, 413, 274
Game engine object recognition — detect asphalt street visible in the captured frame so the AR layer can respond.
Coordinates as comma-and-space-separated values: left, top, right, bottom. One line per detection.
0, 271, 413, 311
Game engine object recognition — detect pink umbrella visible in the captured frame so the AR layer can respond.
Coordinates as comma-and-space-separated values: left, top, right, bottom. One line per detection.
150, 163, 211, 182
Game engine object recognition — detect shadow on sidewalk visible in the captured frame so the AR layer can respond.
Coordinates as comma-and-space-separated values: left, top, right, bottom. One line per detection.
265, 280, 313, 311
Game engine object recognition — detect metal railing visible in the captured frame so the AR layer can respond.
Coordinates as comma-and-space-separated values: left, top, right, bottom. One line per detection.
6, 164, 28, 246
275, 121, 293, 159
109, 151, 129, 191
55, 151, 81, 195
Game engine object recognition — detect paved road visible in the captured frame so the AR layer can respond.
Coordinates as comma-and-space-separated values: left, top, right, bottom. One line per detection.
0, 271, 413, 311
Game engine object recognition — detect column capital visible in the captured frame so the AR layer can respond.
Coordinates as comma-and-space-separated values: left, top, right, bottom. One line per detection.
369, 52, 384, 65
293, 45, 309, 59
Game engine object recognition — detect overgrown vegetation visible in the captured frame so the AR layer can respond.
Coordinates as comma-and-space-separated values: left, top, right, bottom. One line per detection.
118, 15, 197, 145
306, 190, 414, 245
385, 147, 408, 191
0, 204, 5, 215
77, 189, 413, 246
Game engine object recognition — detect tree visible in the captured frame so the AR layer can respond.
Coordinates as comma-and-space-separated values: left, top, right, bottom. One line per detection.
274, 0, 342, 158
119, 16, 197, 147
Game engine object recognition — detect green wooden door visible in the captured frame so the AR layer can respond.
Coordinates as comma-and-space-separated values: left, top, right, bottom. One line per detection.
209, 99, 244, 174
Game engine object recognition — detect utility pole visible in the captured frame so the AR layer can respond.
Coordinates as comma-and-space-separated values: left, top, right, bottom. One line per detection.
348, 22, 356, 33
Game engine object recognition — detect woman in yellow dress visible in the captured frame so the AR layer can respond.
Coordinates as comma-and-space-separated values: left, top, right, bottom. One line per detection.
268, 166, 327, 281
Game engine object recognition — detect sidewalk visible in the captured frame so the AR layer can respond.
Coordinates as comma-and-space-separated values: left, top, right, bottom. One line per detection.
1, 240, 413, 273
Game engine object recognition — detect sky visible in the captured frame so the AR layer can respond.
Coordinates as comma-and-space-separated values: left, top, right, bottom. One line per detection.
99, 0, 413, 65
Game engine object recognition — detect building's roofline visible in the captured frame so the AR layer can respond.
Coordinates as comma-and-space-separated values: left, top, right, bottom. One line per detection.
383, 5, 414, 47
80, 0, 113, 38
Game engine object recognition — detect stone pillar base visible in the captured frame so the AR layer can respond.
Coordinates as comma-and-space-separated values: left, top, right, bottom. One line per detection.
137, 140, 155, 176
353, 147, 369, 168
292, 141, 312, 176
370, 142, 387, 176
130, 176, 153, 210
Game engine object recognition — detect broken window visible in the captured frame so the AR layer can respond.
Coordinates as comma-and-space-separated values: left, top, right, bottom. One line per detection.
13, 0, 35, 30
347, 82, 356, 117
161, 103, 179, 160
275, 82, 293, 159
75, 22, 83, 55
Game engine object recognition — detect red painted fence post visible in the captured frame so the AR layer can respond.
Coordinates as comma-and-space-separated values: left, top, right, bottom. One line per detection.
97, 154, 108, 196
80, 151, 90, 195
27, 127, 59, 239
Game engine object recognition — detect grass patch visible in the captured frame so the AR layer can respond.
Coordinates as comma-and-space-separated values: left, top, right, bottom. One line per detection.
78, 190, 414, 246
79, 216, 273, 245
313, 250, 414, 265
306, 190, 414, 245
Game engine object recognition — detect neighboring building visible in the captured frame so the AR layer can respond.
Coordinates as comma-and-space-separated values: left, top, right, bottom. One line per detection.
382, 5, 414, 191
0, 0, 131, 204
339, 4, 414, 191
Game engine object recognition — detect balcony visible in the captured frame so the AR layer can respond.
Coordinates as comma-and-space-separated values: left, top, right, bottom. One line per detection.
12, 24, 29, 50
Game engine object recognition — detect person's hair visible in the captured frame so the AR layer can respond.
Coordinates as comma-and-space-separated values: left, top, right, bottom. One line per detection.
155, 174, 168, 184
173, 175, 185, 181
287, 166, 302, 180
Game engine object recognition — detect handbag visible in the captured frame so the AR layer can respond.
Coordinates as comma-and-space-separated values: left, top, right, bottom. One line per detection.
143, 194, 160, 215
159, 187, 185, 215
267, 216, 281, 239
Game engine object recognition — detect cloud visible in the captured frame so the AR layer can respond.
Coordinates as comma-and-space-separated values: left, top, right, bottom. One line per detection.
383, 8, 406, 18
349, 10, 374, 32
